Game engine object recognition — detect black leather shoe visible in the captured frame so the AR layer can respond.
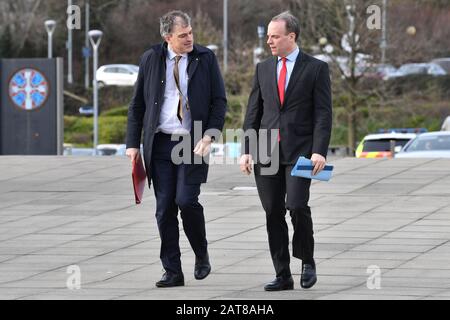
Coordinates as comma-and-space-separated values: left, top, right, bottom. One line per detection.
264, 276, 294, 291
155, 272, 184, 288
301, 264, 317, 289
194, 253, 211, 280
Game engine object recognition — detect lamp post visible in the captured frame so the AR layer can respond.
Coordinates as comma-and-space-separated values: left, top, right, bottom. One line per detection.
257, 24, 265, 49
84, 0, 90, 89
88, 30, 103, 156
381, 0, 388, 64
223, 0, 228, 72
253, 24, 265, 65
67, 0, 73, 84
44, 20, 56, 58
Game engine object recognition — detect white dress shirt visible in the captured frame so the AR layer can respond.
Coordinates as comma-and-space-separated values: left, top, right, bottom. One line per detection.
157, 46, 191, 134
277, 46, 299, 91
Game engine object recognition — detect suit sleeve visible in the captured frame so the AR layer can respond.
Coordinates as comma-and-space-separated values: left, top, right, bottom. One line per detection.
242, 64, 263, 154
206, 53, 227, 136
126, 52, 148, 149
312, 62, 332, 158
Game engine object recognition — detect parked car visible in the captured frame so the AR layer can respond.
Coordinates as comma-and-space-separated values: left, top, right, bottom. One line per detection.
396, 132, 450, 158
441, 116, 450, 131
359, 64, 397, 80
69, 148, 95, 156
430, 58, 450, 73
313, 53, 372, 78
96, 144, 126, 156
386, 63, 446, 79
355, 128, 426, 158
78, 105, 93, 116
96, 64, 139, 87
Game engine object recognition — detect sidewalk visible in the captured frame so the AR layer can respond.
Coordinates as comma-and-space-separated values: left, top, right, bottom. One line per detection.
0, 156, 449, 300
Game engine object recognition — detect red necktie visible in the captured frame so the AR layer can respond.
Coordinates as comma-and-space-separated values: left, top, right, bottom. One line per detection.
277, 57, 287, 142
278, 57, 287, 106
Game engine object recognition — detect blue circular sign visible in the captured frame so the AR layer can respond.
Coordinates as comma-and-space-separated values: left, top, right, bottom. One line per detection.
9, 68, 49, 111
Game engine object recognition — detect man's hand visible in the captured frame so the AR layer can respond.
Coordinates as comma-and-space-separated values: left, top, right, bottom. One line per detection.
193, 135, 212, 157
126, 148, 140, 163
239, 154, 253, 175
311, 153, 326, 175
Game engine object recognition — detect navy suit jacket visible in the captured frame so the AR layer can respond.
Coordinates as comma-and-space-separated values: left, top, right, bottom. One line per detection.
126, 42, 227, 184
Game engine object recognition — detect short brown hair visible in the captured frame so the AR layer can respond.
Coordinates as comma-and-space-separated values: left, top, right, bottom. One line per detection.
271, 11, 300, 41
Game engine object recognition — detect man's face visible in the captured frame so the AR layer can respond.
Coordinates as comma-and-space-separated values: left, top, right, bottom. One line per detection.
165, 19, 194, 54
267, 20, 296, 57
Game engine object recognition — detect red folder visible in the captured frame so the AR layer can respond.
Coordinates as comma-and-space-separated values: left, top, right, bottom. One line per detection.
132, 156, 146, 204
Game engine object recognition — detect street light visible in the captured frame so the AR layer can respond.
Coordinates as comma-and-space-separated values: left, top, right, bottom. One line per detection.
381, 0, 388, 64
319, 37, 328, 46
406, 26, 416, 36
67, 0, 73, 84
257, 24, 265, 49
223, 0, 228, 73
84, 0, 91, 89
88, 29, 103, 156
44, 20, 57, 58
254, 24, 265, 65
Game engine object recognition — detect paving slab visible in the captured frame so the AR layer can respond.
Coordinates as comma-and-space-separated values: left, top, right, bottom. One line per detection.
0, 156, 450, 300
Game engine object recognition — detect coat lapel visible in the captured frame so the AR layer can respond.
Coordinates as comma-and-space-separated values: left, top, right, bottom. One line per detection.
270, 57, 281, 106
283, 50, 308, 104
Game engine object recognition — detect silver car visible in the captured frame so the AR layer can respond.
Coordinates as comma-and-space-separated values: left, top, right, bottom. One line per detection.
396, 132, 450, 158
386, 63, 446, 79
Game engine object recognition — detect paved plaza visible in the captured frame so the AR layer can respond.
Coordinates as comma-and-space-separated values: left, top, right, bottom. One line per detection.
0, 156, 450, 300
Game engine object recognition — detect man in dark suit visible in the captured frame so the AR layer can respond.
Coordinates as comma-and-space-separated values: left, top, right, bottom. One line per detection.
240, 11, 332, 291
126, 10, 226, 288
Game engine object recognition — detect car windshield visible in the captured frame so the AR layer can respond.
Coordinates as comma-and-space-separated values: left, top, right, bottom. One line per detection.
363, 139, 411, 152
404, 135, 450, 152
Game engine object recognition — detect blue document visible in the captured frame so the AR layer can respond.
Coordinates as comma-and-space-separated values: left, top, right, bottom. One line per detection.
291, 156, 333, 181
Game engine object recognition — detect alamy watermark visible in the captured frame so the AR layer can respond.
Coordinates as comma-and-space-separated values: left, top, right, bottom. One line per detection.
366, 4, 382, 30
366, 265, 382, 290
66, 265, 81, 290
67, 5, 81, 30
167, 121, 281, 175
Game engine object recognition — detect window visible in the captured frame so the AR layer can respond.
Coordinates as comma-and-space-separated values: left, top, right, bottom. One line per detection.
363, 139, 411, 152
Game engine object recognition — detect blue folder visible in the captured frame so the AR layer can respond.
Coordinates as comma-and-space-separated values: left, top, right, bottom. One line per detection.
291, 156, 333, 181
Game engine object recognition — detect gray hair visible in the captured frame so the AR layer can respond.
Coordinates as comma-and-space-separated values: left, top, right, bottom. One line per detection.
160, 10, 191, 38
271, 11, 300, 41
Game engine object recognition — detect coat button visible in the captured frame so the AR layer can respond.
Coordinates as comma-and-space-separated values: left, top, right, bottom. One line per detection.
155, 102, 158, 105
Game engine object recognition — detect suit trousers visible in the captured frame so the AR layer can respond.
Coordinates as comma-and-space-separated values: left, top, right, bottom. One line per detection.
254, 163, 314, 278
151, 132, 207, 274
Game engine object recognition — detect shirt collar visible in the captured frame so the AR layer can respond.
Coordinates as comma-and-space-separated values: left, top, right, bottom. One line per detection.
168, 46, 188, 60
278, 46, 299, 63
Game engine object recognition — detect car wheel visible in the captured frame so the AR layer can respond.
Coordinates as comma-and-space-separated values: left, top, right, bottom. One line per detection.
98, 81, 106, 88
